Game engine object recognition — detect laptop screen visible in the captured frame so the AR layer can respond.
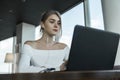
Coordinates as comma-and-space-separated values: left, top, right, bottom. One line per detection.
66, 25, 120, 71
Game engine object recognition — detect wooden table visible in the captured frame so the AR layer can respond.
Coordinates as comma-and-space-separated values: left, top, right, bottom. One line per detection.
1, 70, 120, 80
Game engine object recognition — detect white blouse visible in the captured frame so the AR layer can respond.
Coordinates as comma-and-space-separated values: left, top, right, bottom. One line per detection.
18, 44, 70, 73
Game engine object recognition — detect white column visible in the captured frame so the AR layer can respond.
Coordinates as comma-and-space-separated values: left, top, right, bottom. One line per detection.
16, 22, 35, 53
101, 0, 120, 33
84, 0, 91, 27
101, 0, 120, 65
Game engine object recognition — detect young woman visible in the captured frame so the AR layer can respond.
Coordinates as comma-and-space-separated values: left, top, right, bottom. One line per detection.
18, 10, 70, 73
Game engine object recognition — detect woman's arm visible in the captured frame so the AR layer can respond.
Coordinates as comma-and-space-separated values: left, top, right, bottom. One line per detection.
60, 45, 70, 71
18, 44, 45, 73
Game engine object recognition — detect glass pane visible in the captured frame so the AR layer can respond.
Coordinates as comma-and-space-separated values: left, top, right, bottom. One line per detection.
89, 0, 104, 30
60, 3, 84, 47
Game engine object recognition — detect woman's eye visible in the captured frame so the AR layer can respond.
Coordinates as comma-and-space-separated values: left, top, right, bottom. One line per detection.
58, 21, 61, 25
49, 21, 54, 23
58, 22, 61, 25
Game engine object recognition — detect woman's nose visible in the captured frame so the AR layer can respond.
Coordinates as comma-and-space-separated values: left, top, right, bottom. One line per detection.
54, 23, 58, 28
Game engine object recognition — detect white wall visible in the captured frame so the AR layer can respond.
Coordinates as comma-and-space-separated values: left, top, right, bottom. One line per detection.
101, 0, 120, 65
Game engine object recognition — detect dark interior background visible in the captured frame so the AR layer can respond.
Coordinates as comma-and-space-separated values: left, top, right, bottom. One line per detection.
0, 0, 83, 41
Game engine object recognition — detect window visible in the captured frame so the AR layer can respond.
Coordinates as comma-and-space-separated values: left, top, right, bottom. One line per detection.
89, 0, 104, 30
60, 3, 84, 47
0, 37, 13, 73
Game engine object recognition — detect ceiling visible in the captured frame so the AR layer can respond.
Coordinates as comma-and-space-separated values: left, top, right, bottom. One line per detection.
0, 0, 83, 41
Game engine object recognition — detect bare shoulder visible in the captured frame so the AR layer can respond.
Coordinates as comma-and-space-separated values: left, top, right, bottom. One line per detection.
56, 42, 68, 49
24, 40, 36, 46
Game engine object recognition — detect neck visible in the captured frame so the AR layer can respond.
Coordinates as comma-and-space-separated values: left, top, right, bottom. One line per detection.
40, 33, 55, 47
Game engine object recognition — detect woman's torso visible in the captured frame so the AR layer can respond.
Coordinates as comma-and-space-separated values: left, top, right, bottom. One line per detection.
23, 44, 69, 68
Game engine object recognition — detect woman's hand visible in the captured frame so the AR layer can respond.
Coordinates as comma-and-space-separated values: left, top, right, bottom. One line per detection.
60, 61, 67, 71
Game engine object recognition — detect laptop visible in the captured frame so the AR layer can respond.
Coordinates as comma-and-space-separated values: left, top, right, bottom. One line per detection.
66, 25, 120, 71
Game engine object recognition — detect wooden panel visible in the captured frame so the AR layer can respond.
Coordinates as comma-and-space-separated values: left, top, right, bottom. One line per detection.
0, 70, 120, 80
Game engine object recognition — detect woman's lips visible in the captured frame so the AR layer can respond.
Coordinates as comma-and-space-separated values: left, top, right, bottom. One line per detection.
53, 29, 58, 32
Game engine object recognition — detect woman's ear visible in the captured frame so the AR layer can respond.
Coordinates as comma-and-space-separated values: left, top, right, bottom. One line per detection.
40, 22, 45, 29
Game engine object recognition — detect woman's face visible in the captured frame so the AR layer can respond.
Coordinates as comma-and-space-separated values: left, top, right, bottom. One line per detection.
41, 14, 61, 36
